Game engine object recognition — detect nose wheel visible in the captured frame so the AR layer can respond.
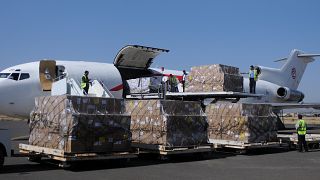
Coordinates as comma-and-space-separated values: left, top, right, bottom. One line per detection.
0, 148, 5, 169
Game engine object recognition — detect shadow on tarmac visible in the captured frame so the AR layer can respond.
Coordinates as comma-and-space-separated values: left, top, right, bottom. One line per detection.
0, 151, 236, 173
67, 151, 236, 172
0, 161, 58, 174
244, 147, 292, 156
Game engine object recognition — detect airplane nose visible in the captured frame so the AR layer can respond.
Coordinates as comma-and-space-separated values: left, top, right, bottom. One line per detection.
0, 79, 23, 117
0, 78, 9, 114
0, 79, 9, 115
0, 76, 41, 118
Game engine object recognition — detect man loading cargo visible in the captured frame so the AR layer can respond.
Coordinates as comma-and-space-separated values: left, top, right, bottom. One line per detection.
169, 74, 178, 92
81, 70, 90, 95
295, 114, 308, 152
249, 65, 258, 93
182, 70, 187, 92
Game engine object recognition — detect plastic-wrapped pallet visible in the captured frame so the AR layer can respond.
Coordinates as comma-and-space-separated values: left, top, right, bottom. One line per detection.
186, 64, 243, 92
29, 95, 131, 153
127, 76, 163, 94
206, 102, 278, 143
127, 77, 151, 94
125, 99, 208, 147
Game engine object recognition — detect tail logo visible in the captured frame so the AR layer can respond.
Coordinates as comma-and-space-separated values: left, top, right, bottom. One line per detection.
291, 67, 296, 79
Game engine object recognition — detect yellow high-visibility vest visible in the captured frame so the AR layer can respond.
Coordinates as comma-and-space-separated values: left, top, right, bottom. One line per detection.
81, 75, 89, 89
249, 69, 258, 81
254, 69, 258, 81
169, 76, 177, 85
297, 119, 307, 135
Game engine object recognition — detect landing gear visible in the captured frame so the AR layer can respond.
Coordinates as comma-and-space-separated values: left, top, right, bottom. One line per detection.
0, 148, 5, 169
28, 155, 42, 163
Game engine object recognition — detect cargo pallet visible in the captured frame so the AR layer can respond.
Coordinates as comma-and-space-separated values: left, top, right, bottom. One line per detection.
19, 144, 137, 168
209, 139, 282, 153
277, 133, 320, 150
132, 142, 213, 156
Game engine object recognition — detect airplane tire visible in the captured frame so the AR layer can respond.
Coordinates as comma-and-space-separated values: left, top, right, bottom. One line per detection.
0, 148, 4, 169
28, 156, 41, 163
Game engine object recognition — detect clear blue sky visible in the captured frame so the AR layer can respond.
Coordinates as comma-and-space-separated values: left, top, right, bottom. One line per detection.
0, 0, 319, 102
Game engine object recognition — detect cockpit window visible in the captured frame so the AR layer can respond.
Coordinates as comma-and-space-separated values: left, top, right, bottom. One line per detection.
19, 73, 30, 80
0, 73, 10, 78
8, 73, 20, 81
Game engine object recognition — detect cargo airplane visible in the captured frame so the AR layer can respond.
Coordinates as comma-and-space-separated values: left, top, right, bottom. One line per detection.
0, 46, 319, 119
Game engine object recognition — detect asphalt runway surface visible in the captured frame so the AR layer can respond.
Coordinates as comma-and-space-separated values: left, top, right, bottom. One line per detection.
1, 120, 320, 180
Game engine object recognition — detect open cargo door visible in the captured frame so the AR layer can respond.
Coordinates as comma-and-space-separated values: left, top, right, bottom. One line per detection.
114, 45, 169, 80
39, 60, 56, 91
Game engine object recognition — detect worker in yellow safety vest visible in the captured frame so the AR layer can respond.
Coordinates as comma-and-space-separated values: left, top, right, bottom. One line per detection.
249, 65, 259, 94
168, 74, 178, 92
295, 114, 308, 152
81, 70, 90, 95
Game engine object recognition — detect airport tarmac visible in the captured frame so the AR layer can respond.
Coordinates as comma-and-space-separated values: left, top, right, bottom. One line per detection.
1, 120, 320, 180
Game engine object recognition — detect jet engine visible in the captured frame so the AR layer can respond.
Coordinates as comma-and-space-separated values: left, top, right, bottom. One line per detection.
277, 87, 304, 102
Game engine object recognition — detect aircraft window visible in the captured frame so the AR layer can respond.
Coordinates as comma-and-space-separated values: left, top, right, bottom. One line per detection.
19, 73, 30, 80
8, 73, 20, 81
0, 73, 10, 78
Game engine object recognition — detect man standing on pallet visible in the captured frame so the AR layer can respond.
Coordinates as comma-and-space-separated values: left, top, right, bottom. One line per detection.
295, 114, 308, 152
169, 74, 178, 92
249, 65, 258, 93
81, 70, 90, 95
182, 70, 187, 92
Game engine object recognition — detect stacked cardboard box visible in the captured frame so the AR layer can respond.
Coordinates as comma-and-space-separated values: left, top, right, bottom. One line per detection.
206, 102, 278, 143
126, 100, 208, 147
29, 95, 131, 153
186, 64, 243, 92
127, 77, 151, 94
126, 76, 163, 94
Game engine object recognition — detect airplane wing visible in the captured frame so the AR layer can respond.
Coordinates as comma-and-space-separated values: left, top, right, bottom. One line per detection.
271, 103, 320, 110
165, 91, 263, 101
114, 45, 169, 80
166, 92, 320, 110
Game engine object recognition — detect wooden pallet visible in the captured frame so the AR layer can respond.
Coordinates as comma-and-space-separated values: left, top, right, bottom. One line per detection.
19, 144, 137, 162
209, 139, 282, 150
277, 134, 320, 145
132, 142, 213, 155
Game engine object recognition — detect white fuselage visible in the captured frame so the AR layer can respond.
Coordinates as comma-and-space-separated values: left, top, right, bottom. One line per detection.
0, 61, 123, 118
0, 60, 182, 118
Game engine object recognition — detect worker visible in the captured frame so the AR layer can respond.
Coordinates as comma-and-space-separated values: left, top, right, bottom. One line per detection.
182, 70, 187, 92
168, 74, 178, 92
249, 65, 258, 94
295, 114, 308, 152
81, 70, 90, 95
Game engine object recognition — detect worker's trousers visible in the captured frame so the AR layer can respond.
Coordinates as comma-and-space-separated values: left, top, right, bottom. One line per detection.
182, 81, 185, 92
83, 86, 89, 95
298, 134, 308, 152
249, 78, 256, 94
170, 85, 178, 92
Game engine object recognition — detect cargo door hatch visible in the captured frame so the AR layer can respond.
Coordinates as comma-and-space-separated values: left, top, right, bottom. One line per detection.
39, 60, 56, 91
114, 45, 169, 80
